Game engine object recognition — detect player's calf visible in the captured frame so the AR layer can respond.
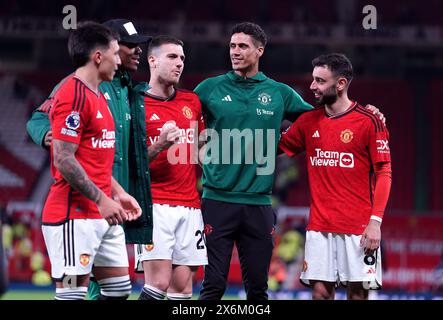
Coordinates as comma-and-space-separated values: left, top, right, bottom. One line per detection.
347, 282, 369, 300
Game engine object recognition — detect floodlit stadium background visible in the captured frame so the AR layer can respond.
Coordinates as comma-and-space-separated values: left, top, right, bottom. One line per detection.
1, 0, 443, 300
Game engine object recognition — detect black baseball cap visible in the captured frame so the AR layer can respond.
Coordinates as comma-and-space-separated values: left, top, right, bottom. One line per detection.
103, 19, 152, 45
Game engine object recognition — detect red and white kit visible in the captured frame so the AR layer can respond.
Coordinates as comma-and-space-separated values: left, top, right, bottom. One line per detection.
135, 89, 207, 269
42, 76, 127, 279
279, 102, 391, 288
43, 76, 116, 224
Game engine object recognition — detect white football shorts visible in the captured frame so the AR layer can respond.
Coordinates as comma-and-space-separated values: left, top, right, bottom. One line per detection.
300, 230, 382, 289
135, 204, 208, 271
42, 219, 128, 280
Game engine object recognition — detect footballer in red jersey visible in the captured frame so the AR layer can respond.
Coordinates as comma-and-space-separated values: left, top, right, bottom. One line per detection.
279, 54, 392, 300
41, 22, 140, 300
43, 76, 116, 223
135, 36, 207, 301
144, 89, 204, 209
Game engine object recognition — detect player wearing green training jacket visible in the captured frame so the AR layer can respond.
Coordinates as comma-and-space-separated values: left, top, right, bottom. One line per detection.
196, 22, 313, 300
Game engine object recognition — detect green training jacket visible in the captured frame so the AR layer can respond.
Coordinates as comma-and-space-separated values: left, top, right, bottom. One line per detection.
26, 71, 153, 244
195, 71, 313, 206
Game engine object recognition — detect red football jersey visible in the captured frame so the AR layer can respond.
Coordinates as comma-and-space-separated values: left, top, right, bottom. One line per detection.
279, 102, 391, 234
42, 76, 115, 224
145, 89, 204, 209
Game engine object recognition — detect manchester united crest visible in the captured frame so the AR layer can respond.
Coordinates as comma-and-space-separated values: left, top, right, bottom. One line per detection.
79, 254, 91, 266
203, 224, 213, 236
340, 129, 354, 143
182, 106, 192, 119
258, 92, 272, 106
145, 244, 154, 252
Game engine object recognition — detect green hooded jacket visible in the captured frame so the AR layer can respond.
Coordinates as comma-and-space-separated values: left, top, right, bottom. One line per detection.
195, 71, 313, 205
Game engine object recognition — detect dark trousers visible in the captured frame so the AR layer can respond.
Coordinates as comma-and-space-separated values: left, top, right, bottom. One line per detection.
199, 199, 275, 300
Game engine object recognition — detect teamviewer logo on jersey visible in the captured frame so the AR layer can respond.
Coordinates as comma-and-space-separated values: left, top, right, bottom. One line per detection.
339, 153, 354, 168
310, 148, 354, 168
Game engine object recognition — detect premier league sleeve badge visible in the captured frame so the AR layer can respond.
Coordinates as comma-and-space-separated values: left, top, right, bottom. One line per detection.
65, 111, 81, 130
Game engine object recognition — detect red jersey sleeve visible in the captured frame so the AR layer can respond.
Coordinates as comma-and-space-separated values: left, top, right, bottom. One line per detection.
368, 121, 392, 220
371, 162, 392, 220
368, 121, 391, 164
50, 86, 89, 145
278, 119, 305, 157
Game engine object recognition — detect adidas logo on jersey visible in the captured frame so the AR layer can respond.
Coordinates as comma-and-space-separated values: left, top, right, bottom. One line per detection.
221, 95, 232, 102
96, 110, 103, 119
150, 113, 160, 121
312, 130, 320, 138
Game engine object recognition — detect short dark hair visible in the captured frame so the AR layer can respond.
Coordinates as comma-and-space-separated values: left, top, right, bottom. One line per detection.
312, 53, 353, 82
231, 22, 267, 48
68, 21, 119, 69
147, 35, 184, 56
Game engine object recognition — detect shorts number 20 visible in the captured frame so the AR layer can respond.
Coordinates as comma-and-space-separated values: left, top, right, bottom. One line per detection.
195, 230, 206, 250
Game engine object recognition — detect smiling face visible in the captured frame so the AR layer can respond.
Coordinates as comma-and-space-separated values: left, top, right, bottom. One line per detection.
97, 40, 121, 81
310, 66, 340, 106
148, 43, 185, 85
118, 42, 142, 72
230, 32, 263, 77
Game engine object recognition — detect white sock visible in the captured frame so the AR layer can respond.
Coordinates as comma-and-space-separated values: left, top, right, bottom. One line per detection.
167, 292, 193, 300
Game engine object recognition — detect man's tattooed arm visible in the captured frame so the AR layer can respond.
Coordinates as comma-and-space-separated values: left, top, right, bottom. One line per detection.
52, 139, 102, 203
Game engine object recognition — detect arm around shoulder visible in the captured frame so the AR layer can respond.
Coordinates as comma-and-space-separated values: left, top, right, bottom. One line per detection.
194, 77, 219, 107
26, 110, 51, 148
279, 83, 313, 121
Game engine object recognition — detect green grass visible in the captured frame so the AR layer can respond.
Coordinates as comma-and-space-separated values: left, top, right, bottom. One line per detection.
1, 290, 139, 300
2, 291, 58, 300
1, 290, 239, 300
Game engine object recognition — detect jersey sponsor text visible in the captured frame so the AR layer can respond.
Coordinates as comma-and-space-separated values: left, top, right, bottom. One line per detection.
91, 129, 115, 149
310, 148, 355, 168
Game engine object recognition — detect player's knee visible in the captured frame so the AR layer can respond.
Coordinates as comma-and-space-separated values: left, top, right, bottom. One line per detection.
55, 286, 88, 300
312, 288, 334, 300
97, 275, 132, 299
150, 279, 170, 292
168, 280, 190, 294
312, 282, 334, 300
